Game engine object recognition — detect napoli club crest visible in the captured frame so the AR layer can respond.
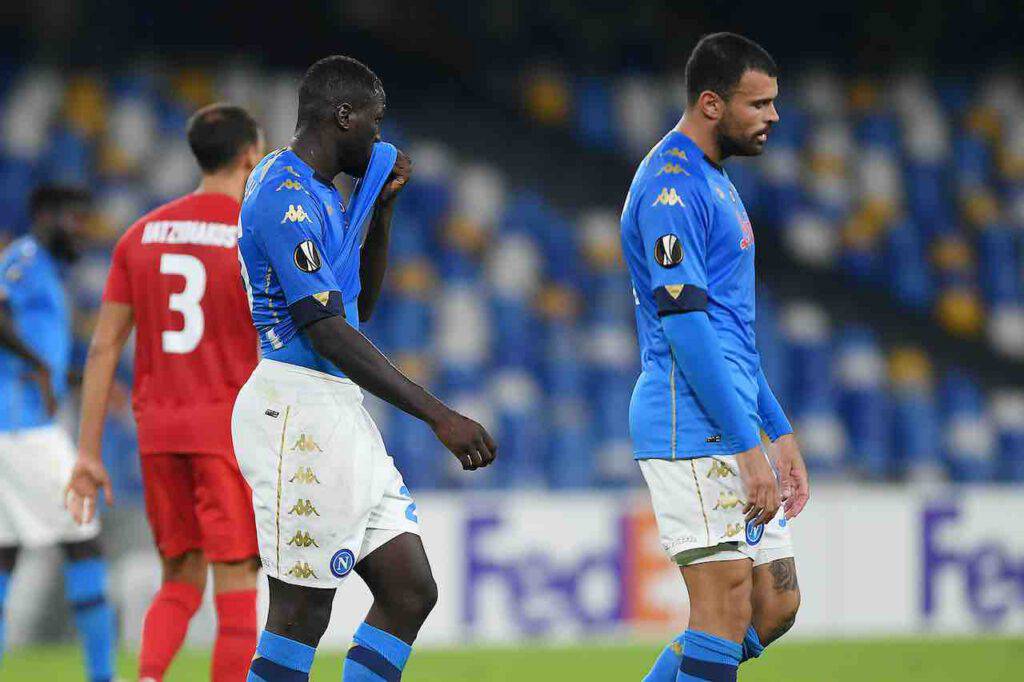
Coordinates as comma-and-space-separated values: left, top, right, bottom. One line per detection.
330, 548, 356, 578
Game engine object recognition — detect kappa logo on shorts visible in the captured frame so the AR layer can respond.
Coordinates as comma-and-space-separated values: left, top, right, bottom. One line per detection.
288, 499, 320, 517
286, 530, 319, 548
707, 460, 735, 479
723, 522, 743, 539
713, 491, 743, 510
289, 467, 321, 484
330, 548, 356, 578
745, 519, 764, 546
291, 433, 322, 453
286, 561, 318, 579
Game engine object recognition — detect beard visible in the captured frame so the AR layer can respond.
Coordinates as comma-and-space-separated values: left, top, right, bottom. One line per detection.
717, 123, 766, 159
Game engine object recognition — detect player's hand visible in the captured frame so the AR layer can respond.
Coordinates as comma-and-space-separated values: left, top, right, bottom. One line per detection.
26, 364, 58, 416
430, 408, 497, 471
736, 446, 780, 527
379, 150, 412, 204
64, 457, 114, 525
771, 433, 810, 519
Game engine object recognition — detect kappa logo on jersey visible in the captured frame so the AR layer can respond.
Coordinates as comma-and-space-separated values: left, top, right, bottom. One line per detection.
286, 561, 318, 579
286, 530, 320, 548
289, 466, 321, 484
652, 187, 685, 208
291, 433, 322, 452
276, 179, 304, 192
656, 163, 689, 176
665, 147, 688, 161
282, 165, 302, 177
745, 519, 764, 546
288, 499, 321, 517
293, 240, 322, 273
330, 548, 356, 578
281, 204, 312, 223
654, 234, 683, 268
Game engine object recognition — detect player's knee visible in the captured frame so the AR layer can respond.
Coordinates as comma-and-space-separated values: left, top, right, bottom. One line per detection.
386, 573, 437, 626
266, 587, 333, 647
163, 550, 207, 591
59, 538, 103, 562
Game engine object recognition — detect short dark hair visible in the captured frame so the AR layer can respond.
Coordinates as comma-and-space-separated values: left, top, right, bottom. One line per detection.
29, 185, 90, 220
186, 103, 261, 173
684, 33, 777, 106
296, 55, 385, 127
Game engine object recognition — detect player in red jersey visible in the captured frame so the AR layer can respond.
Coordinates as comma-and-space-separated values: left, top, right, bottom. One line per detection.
66, 104, 265, 682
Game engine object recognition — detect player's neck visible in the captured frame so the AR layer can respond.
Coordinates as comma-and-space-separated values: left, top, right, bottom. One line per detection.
290, 130, 344, 182
675, 115, 723, 165
197, 171, 246, 202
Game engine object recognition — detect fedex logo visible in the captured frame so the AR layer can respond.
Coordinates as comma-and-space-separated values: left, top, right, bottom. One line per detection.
462, 505, 687, 637
922, 503, 1024, 626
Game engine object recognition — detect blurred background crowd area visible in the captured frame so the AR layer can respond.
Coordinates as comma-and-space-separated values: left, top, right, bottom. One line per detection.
1, 1, 1023, 501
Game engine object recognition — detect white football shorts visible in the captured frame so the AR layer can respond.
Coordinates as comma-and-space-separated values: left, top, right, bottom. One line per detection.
232, 359, 419, 588
638, 452, 793, 567
0, 424, 100, 547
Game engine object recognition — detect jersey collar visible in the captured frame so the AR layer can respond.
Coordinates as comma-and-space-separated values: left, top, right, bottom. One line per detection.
666, 130, 726, 176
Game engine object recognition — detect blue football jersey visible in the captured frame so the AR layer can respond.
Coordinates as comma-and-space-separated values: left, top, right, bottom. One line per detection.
620, 131, 761, 459
0, 236, 71, 431
238, 145, 396, 377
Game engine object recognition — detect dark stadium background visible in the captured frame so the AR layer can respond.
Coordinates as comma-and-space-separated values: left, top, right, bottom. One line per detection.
0, 1, 1021, 679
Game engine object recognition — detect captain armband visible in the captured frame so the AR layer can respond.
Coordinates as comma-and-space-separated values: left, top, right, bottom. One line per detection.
654, 284, 708, 317
288, 290, 345, 330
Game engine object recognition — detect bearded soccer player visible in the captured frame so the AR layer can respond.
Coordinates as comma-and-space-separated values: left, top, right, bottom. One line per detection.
0, 186, 115, 682
234, 55, 496, 682
66, 104, 266, 682
620, 34, 810, 681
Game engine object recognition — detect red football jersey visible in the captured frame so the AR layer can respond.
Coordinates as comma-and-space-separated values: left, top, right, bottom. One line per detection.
103, 192, 257, 456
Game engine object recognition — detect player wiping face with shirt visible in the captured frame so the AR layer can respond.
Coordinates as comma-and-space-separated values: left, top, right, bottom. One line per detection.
235, 56, 497, 682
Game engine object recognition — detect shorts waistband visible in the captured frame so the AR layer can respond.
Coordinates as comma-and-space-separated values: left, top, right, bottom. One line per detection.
257, 358, 360, 391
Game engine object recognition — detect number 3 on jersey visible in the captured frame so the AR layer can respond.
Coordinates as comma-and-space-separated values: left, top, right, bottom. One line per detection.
160, 253, 206, 354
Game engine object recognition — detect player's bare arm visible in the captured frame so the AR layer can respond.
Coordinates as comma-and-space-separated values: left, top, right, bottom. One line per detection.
358, 149, 411, 322
65, 301, 134, 524
770, 433, 810, 519
0, 303, 57, 415
303, 314, 497, 470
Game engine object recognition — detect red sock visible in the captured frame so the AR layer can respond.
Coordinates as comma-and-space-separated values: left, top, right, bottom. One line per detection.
212, 590, 258, 682
139, 581, 203, 681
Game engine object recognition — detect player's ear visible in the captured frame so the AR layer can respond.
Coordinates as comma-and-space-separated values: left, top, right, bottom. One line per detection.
698, 91, 723, 121
335, 103, 353, 131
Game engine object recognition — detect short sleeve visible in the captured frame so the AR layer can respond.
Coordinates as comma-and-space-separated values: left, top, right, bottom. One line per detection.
251, 190, 344, 328
637, 178, 712, 316
102, 234, 132, 303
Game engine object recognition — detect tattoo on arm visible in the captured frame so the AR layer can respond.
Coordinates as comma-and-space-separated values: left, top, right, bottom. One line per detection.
769, 557, 799, 593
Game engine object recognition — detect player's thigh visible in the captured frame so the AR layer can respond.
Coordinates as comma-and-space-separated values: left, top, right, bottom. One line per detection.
0, 426, 98, 546
140, 453, 202, 559
191, 453, 259, 563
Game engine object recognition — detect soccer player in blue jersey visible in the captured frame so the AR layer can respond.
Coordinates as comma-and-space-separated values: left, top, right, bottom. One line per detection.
0, 186, 116, 681
233, 56, 497, 682
620, 34, 810, 681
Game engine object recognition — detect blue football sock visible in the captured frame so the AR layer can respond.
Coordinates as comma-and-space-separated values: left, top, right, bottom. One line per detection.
643, 632, 685, 681
64, 559, 115, 682
740, 625, 764, 663
248, 631, 316, 681
0, 570, 10, 662
677, 630, 742, 681
343, 622, 411, 681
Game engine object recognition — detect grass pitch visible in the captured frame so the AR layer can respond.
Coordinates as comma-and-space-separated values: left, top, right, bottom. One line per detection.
2, 637, 1020, 680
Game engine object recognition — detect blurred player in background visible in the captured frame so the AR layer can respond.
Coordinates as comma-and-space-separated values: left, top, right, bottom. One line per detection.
620, 34, 810, 681
234, 55, 496, 682
0, 186, 116, 682
66, 104, 265, 682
